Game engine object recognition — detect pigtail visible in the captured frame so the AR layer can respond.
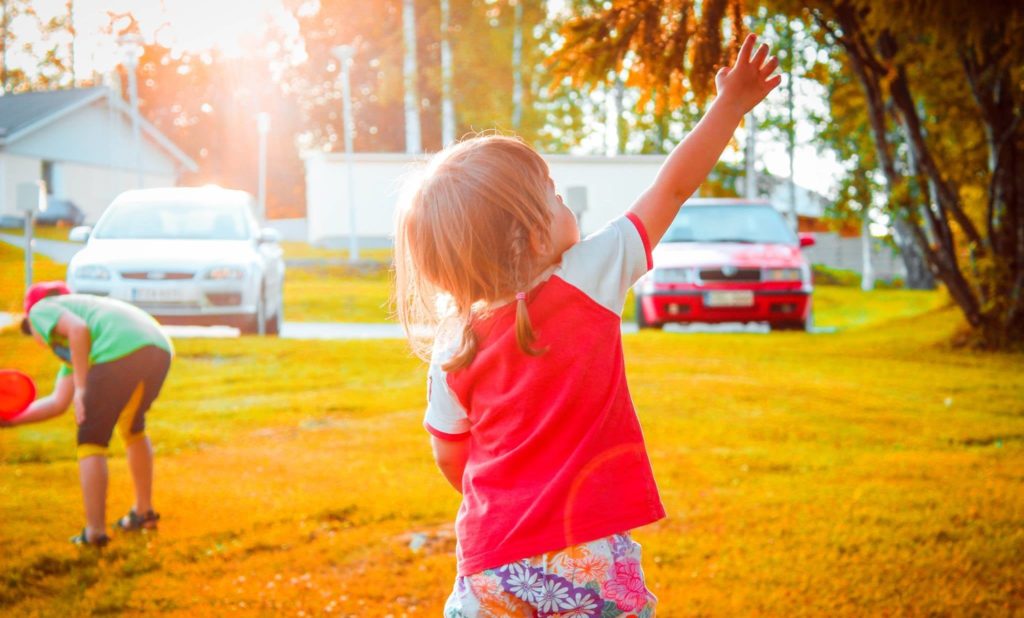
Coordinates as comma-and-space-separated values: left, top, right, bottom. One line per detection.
396, 134, 555, 371
510, 227, 547, 358
514, 294, 546, 357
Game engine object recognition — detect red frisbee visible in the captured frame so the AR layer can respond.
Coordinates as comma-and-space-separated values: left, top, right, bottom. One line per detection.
0, 370, 35, 420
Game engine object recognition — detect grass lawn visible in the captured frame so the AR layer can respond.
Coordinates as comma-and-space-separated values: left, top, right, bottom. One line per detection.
279, 242, 392, 264
0, 239, 1022, 616
0, 225, 83, 243
284, 263, 394, 323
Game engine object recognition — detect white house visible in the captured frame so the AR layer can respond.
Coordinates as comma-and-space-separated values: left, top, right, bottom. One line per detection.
303, 152, 825, 246
0, 87, 197, 224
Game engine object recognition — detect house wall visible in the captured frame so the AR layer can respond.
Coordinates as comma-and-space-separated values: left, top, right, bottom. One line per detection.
304, 152, 829, 244
803, 232, 906, 280
1, 98, 183, 223
304, 153, 673, 245
0, 153, 43, 218
6, 99, 177, 175
60, 163, 176, 223
1, 154, 176, 223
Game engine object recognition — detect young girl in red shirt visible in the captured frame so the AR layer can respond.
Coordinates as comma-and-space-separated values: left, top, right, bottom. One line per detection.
395, 34, 780, 617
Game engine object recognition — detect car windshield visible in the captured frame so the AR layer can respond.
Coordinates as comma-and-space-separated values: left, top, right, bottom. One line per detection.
93, 202, 252, 240
663, 205, 797, 245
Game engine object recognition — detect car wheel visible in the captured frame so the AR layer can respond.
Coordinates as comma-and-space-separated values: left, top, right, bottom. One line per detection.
264, 293, 282, 336
772, 320, 803, 331
239, 308, 261, 335
239, 289, 266, 336
803, 298, 814, 332
635, 293, 660, 330
772, 299, 814, 332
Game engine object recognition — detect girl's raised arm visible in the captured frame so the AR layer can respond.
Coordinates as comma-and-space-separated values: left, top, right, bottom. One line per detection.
629, 34, 781, 246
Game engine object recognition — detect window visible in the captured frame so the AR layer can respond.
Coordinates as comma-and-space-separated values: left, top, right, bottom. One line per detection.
41, 161, 54, 195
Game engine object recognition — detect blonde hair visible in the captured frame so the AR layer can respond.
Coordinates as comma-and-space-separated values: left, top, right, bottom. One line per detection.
394, 135, 553, 371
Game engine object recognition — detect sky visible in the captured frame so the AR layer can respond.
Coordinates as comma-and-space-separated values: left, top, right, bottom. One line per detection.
10, 0, 844, 198
12, 0, 290, 79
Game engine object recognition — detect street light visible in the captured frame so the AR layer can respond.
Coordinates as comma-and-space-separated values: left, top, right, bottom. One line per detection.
331, 44, 359, 263
17, 181, 47, 291
118, 33, 144, 189
256, 112, 270, 223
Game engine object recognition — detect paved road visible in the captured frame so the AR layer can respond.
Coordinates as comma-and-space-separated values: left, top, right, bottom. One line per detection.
0, 232, 82, 264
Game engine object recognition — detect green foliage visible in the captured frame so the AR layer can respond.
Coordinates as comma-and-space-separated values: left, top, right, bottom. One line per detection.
548, 0, 746, 111
0, 0, 76, 92
284, 0, 553, 153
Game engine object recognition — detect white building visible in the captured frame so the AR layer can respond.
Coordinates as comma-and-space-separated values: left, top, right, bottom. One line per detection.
303, 152, 825, 247
0, 87, 197, 224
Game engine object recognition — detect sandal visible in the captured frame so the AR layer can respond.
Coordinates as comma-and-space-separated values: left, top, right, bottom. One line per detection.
70, 528, 110, 548
116, 509, 160, 532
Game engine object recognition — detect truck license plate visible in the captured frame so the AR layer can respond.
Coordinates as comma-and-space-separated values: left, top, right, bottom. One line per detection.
705, 290, 755, 307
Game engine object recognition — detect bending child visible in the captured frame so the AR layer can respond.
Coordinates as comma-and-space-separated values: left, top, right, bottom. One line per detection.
4, 282, 173, 547
395, 34, 779, 616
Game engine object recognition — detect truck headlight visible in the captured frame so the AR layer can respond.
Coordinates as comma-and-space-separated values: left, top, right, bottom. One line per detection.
74, 265, 111, 280
763, 268, 802, 282
653, 268, 696, 284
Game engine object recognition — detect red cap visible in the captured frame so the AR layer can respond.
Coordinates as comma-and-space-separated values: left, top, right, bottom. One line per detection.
24, 281, 71, 315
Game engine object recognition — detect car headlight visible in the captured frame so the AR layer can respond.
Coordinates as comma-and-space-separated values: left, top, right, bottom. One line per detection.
653, 268, 696, 284
204, 266, 247, 280
763, 268, 802, 282
74, 265, 111, 280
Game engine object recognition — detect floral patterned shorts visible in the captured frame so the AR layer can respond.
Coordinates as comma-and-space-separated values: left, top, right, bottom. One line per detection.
444, 532, 657, 617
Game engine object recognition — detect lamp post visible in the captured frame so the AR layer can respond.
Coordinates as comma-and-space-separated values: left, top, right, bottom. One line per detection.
17, 181, 47, 291
331, 44, 359, 262
118, 33, 144, 189
256, 112, 270, 223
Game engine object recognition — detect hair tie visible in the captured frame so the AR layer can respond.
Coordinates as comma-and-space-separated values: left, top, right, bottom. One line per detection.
515, 292, 527, 301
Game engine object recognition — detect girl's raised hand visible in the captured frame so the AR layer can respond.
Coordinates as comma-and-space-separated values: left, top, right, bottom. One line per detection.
715, 33, 781, 116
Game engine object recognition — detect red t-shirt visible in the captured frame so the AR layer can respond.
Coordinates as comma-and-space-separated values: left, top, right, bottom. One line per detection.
424, 213, 665, 576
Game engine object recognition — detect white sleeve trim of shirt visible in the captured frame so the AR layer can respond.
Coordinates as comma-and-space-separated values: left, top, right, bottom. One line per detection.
556, 214, 652, 314
423, 340, 470, 439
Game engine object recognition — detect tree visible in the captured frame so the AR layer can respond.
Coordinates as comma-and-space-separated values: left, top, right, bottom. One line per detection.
549, 0, 746, 112
115, 10, 307, 219
285, 0, 553, 154
795, 9, 935, 288
550, 0, 1023, 347
0, 0, 76, 93
807, 1, 1023, 345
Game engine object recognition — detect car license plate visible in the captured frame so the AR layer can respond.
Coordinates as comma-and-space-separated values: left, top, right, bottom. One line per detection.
132, 287, 189, 303
705, 290, 755, 307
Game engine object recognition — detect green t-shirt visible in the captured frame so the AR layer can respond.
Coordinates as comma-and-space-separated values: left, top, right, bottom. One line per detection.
29, 295, 174, 380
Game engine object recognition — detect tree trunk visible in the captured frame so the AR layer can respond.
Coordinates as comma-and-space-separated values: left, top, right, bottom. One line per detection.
891, 219, 935, 289
821, 5, 937, 289
1, 0, 8, 93
440, 0, 455, 145
613, 73, 626, 154
402, 0, 422, 154
511, 0, 523, 130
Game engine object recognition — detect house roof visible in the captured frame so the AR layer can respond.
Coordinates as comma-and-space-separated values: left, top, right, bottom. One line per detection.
0, 86, 197, 172
0, 87, 107, 141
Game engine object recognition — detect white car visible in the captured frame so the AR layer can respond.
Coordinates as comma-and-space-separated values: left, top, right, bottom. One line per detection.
67, 187, 286, 334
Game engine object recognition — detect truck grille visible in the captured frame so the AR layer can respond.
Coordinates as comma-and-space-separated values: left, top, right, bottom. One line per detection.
699, 267, 761, 282
121, 271, 195, 280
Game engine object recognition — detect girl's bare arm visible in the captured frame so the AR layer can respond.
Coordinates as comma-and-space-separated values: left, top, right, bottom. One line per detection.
629, 33, 781, 246
431, 435, 470, 493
